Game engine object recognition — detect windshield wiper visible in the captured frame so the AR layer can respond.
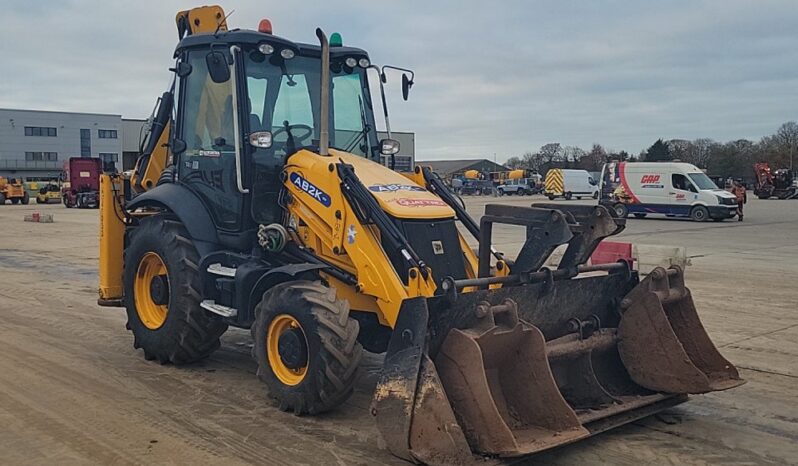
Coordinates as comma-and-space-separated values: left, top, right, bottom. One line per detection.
344, 95, 370, 153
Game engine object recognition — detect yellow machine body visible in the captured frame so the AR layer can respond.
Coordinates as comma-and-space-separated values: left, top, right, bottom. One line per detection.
283, 149, 478, 326
98, 174, 126, 305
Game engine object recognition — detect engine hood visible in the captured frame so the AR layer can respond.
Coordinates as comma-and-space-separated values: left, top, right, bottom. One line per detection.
330, 150, 455, 219
710, 189, 736, 198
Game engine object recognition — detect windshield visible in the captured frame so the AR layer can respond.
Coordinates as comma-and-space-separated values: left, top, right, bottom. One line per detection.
688, 172, 719, 190
243, 50, 379, 160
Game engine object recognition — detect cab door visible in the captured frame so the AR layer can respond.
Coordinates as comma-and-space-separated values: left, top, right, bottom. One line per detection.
669, 173, 697, 216
175, 48, 247, 231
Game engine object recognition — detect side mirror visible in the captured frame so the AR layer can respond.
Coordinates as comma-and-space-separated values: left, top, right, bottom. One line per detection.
206, 51, 230, 83
170, 138, 187, 155
401, 73, 414, 101
249, 131, 273, 149
380, 138, 400, 155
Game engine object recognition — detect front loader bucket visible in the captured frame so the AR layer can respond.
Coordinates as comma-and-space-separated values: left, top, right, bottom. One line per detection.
434, 300, 589, 456
617, 266, 745, 393
372, 205, 743, 465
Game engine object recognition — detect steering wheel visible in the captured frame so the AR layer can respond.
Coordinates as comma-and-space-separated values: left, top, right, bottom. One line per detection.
271, 124, 313, 143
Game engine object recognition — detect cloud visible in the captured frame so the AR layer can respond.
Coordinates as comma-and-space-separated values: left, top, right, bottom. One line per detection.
1, 0, 796, 161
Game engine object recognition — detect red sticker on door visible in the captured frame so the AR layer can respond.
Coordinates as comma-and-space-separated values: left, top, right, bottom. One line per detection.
395, 198, 447, 207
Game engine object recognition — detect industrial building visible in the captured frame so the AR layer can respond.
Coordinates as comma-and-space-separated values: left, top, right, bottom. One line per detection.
417, 158, 507, 179
0, 108, 145, 180
0, 108, 414, 180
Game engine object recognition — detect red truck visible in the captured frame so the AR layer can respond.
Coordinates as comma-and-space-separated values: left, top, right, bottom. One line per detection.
62, 157, 103, 208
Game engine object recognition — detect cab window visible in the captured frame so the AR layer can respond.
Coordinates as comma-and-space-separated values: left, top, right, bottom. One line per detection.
672, 174, 697, 193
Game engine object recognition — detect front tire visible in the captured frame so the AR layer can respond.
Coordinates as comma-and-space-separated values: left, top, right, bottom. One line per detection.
690, 205, 710, 222
252, 281, 362, 415
22, 192, 30, 205
547, 194, 556, 200
124, 215, 227, 364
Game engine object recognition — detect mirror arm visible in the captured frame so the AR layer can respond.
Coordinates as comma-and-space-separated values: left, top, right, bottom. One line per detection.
368, 65, 391, 140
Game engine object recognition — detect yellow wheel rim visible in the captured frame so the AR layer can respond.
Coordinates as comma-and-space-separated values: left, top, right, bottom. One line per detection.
134, 252, 169, 330
267, 314, 308, 386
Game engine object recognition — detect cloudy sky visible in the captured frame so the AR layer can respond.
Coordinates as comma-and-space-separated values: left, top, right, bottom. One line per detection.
2, 1, 797, 161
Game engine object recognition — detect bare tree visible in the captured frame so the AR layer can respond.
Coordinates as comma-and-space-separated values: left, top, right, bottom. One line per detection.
562, 146, 586, 166
522, 151, 545, 172
505, 156, 524, 169
687, 138, 714, 169
539, 143, 563, 164
775, 121, 798, 170
584, 144, 607, 171
667, 139, 690, 162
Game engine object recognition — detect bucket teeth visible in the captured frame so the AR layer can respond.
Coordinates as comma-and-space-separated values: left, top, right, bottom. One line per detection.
618, 266, 745, 394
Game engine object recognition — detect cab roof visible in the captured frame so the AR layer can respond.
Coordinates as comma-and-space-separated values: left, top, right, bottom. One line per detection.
174, 28, 369, 60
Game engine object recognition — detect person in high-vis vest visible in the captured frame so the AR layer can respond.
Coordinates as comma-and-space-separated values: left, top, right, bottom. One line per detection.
730, 179, 747, 221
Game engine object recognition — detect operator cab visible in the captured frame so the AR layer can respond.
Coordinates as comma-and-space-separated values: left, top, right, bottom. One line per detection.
171, 28, 383, 232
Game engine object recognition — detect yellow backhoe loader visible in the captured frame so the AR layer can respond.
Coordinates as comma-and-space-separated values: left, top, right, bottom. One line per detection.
0, 176, 30, 205
97, 6, 743, 464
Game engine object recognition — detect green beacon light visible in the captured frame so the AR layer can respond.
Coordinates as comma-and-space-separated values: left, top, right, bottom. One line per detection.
330, 32, 343, 47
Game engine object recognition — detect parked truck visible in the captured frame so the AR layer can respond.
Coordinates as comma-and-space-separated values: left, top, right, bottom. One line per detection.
62, 157, 102, 208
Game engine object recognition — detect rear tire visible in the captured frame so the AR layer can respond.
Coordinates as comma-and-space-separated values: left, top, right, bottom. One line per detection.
613, 203, 629, 218
252, 281, 362, 415
123, 215, 227, 364
22, 192, 30, 205
547, 194, 556, 200
690, 205, 710, 222
565, 192, 573, 200
0, 193, 5, 205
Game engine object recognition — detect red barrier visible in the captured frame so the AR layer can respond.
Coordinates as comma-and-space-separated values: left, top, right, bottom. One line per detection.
591, 241, 635, 268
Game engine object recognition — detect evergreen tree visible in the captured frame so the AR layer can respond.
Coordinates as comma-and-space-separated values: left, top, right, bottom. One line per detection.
645, 139, 672, 161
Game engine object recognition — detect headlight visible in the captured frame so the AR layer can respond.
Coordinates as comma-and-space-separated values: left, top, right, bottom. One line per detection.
358, 58, 370, 68
258, 43, 274, 55
280, 48, 295, 60
345, 57, 357, 68
380, 138, 400, 156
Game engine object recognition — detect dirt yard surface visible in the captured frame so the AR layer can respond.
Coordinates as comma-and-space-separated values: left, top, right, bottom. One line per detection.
0, 197, 796, 465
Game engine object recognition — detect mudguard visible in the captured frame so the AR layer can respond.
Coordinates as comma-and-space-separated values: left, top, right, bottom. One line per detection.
127, 183, 218, 255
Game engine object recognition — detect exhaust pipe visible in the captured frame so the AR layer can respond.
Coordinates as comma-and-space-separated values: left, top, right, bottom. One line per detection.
315, 28, 330, 156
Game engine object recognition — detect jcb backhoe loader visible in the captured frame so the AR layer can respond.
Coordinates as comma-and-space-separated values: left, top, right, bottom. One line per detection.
0, 176, 30, 205
98, 6, 743, 464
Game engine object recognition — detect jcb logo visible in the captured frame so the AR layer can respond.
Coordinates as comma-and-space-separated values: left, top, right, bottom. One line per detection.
641, 175, 660, 184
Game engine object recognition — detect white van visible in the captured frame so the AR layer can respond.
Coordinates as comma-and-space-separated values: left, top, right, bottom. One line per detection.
544, 169, 599, 200
599, 162, 738, 221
